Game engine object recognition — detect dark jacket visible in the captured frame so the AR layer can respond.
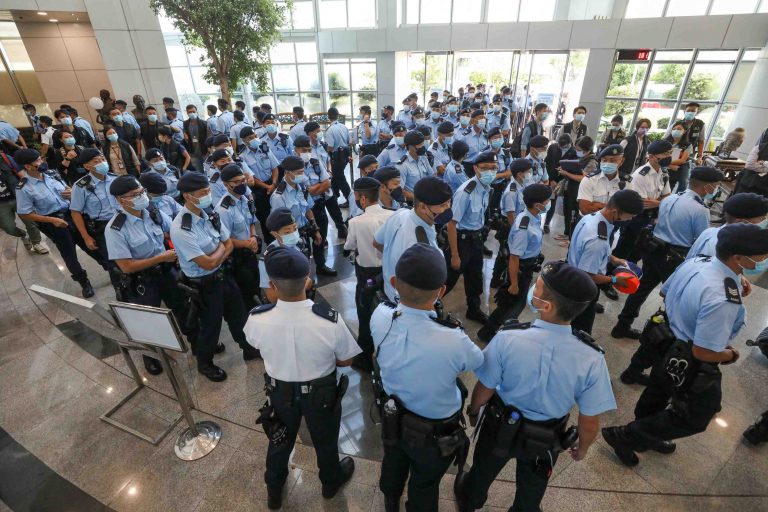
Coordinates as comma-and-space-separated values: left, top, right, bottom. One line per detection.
138, 120, 166, 151
183, 118, 208, 157
618, 132, 648, 178
52, 126, 94, 150
545, 145, 576, 182
109, 122, 139, 148
159, 140, 188, 170
562, 121, 587, 141
102, 139, 139, 177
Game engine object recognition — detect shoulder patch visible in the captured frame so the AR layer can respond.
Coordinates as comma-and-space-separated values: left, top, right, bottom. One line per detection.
278, 133, 288, 140
221, 195, 236, 209
519, 215, 530, 230
16, 177, 26, 189
508, 181, 517, 192
309, 158, 319, 166
249, 303, 276, 315
210, 172, 220, 183
454, 163, 461, 173
586, 170, 600, 178
180, 212, 192, 231
639, 167, 650, 176
572, 329, 605, 353
312, 303, 338, 322
464, 180, 477, 193
430, 315, 463, 329
386, 144, 395, 149
432, 142, 439, 150
500, 320, 531, 331
110, 212, 127, 231
724, 277, 742, 305
76, 174, 92, 188
276, 181, 287, 194
597, 221, 608, 240
397, 154, 408, 164
415, 225, 428, 244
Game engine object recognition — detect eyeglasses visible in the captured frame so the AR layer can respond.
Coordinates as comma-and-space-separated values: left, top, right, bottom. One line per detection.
121, 188, 146, 200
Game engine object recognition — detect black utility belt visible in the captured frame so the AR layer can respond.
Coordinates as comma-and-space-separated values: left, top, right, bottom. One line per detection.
181, 269, 222, 287
518, 254, 545, 271
231, 247, 259, 261
265, 370, 337, 394
458, 229, 483, 241
48, 209, 70, 219
653, 237, 689, 253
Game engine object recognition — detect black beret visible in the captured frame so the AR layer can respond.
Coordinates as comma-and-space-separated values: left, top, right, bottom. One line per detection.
403, 130, 424, 147
437, 121, 455, 134
416, 125, 431, 138
558, 133, 573, 146
492, 94, 502, 102
469, 102, 481, 110
266, 207, 295, 232
647, 140, 673, 155
451, 140, 469, 158
612, 189, 644, 215
716, 223, 768, 256
263, 113, 276, 122
471, 109, 485, 119
293, 135, 311, 148
265, 246, 310, 280
327, 107, 339, 117
395, 243, 447, 291
210, 149, 229, 162
109, 175, 141, 196
204, 136, 215, 149
145, 148, 163, 161
373, 166, 400, 183
528, 135, 549, 149
384, 105, 394, 111
413, 176, 452, 205
353, 177, 380, 191
281, 155, 304, 171
13, 148, 40, 165
689, 166, 724, 183
540, 260, 598, 303
724, 193, 768, 219
473, 151, 498, 165
599, 144, 624, 158
412, 107, 424, 116
78, 148, 102, 165
510, 159, 533, 173
391, 122, 407, 134
158, 125, 173, 136
176, 171, 209, 193
487, 127, 502, 139
523, 184, 552, 205
303, 121, 320, 134
221, 163, 244, 181
240, 126, 255, 138
233, 110, 245, 120
212, 134, 229, 146
358, 154, 378, 169
139, 170, 167, 194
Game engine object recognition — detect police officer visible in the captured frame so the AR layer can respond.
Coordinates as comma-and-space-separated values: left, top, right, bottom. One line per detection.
480, 184, 551, 343
245, 246, 359, 510
105, 175, 190, 375
456, 261, 616, 512
377, 123, 408, 168
259, 207, 315, 304
524, 135, 550, 187
486, 95, 511, 138
455, 108, 472, 138
324, 107, 353, 203
396, 130, 435, 203
603, 223, 768, 467
262, 114, 294, 164
240, 126, 279, 242
357, 105, 379, 156
372, 243, 483, 512
611, 166, 724, 341
289, 106, 307, 141
140, 170, 180, 219
377, 105, 395, 147
170, 172, 258, 382
215, 163, 261, 311
14, 149, 96, 297
229, 110, 250, 151
444, 151, 497, 325
424, 102, 444, 140
567, 189, 644, 334
374, 166, 406, 210
443, 140, 470, 193
374, 176, 452, 301
396, 97, 413, 128
430, 121, 454, 176
304, 121, 330, 168
346, 154, 379, 219
204, 134, 235, 174
463, 110, 488, 161
577, 144, 623, 216
144, 148, 181, 199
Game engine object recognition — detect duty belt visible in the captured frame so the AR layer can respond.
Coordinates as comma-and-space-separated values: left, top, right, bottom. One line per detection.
265, 371, 337, 395
457, 229, 483, 241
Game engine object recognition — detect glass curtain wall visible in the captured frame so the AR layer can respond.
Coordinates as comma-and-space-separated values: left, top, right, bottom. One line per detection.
0, 21, 48, 128
323, 57, 377, 127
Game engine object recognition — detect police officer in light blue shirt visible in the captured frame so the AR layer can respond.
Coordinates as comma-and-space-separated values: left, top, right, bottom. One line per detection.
372, 166, 405, 211
115, 100, 141, 132
464, 110, 489, 161
486, 95, 512, 138
289, 106, 307, 141
500, 159, 532, 223
206, 105, 220, 136
144, 147, 181, 198
524, 135, 550, 187
356, 105, 379, 146
377, 123, 408, 167
425, 102, 444, 140
373, 243, 483, 512
377, 105, 395, 146
443, 140, 470, 194
396, 97, 414, 129
346, 155, 378, 219
229, 110, 250, 151
303, 121, 330, 168
430, 121, 454, 176
396, 130, 435, 201
261, 114, 293, 163
217, 99, 235, 136
140, 171, 181, 219
458, 261, 615, 512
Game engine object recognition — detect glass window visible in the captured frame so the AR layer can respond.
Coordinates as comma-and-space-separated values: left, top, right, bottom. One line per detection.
760, 0, 768, 12
665, 0, 708, 17
191, 67, 219, 95
725, 61, 754, 102
674, 103, 717, 133
518, 0, 556, 21
709, 0, 758, 15
353, 92, 377, 120
421, 0, 451, 23
298, 64, 322, 91
625, 0, 665, 18
187, 47, 210, 67
742, 49, 760, 61
684, 63, 733, 101
351, 62, 377, 91
424, 54, 450, 97
567, 0, 613, 19
270, 43, 296, 64
348, 0, 377, 27
254, 94, 274, 109
644, 62, 689, 101
319, 0, 347, 29
637, 100, 676, 136
295, 42, 318, 64
171, 67, 195, 94
452, 0, 483, 23
406, 0, 420, 23
606, 62, 647, 98
292, 1, 316, 29
275, 1, 292, 29
600, 100, 637, 134
1, 40, 34, 71
487, 0, 520, 22
710, 104, 737, 143
301, 93, 324, 114
325, 62, 351, 91
164, 38, 189, 66
697, 50, 740, 61
560, 50, 590, 123
272, 64, 299, 92
327, 92, 352, 117
276, 93, 301, 113
654, 50, 694, 61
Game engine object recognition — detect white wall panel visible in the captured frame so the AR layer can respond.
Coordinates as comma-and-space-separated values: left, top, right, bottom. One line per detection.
486, 23, 528, 49
616, 18, 673, 49
667, 16, 731, 49
570, 19, 620, 49
525, 21, 572, 50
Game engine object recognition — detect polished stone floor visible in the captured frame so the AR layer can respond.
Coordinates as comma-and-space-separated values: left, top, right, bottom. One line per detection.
1, 204, 768, 512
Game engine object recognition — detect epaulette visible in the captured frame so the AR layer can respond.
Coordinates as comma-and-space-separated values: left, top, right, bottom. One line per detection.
180, 212, 192, 231
462, 127, 471, 135
639, 167, 650, 176
386, 144, 395, 150
210, 172, 220, 183
464, 180, 477, 193
16, 177, 26, 189
586, 170, 600, 178
597, 220, 608, 240
75, 174, 92, 187
454, 163, 461, 173
432, 142, 439, 151
694, 255, 712, 262
415, 225, 428, 244
426, 151, 434, 166
431, 315, 463, 329
110, 212, 127, 231
260, 141, 269, 152
278, 133, 288, 140
724, 277, 742, 305
220, 195, 236, 209
309, 158, 319, 166
500, 320, 531, 331
249, 303, 276, 315
397, 154, 408, 165
380, 299, 397, 309
508, 181, 517, 192
519, 215, 530, 230
276, 181, 287, 194
572, 329, 605, 353
311, 303, 338, 322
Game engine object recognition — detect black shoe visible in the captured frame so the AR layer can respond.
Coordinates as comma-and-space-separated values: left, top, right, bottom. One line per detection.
351, 354, 374, 373
466, 309, 489, 325
337, 226, 348, 239
267, 486, 283, 510
543, 224, 550, 234
743, 420, 768, 446
339, 201, 350, 209
602, 427, 639, 467
80, 279, 95, 298
454, 472, 472, 512
611, 323, 641, 340
603, 286, 619, 301
322, 456, 354, 499
215, 342, 226, 354
316, 265, 338, 276
197, 363, 227, 382
242, 346, 261, 361
384, 494, 400, 512
142, 355, 163, 375
477, 325, 496, 344
636, 440, 676, 454
482, 245, 493, 257
595, 302, 605, 314
620, 368, 650, 386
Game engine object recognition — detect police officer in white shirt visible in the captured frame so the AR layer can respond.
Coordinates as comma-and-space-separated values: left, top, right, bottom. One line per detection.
245, 246, 360, 510
577, 144, 623, 215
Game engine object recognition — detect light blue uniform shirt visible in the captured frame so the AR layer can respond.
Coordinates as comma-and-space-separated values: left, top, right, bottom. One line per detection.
425, 118, 443, 141
371, 303, 484, 419
430, 140, 452, 169
170, 205, 230, 278
229, 121, 250, 147
653, 189, 709, 247
240, 144, 279, 182
325, 121, 349, 151
207, 115, 221, 136
16, 172, 70, 215
377, 143, 407, 167
520, 122, 543, 152
443, 160, 468, 193
452, 177, 490, 231
304, 158, 332, 200
122, 111, 141, 132
152, 195, 181, 219
454, 125, 472, 142
661, 257, 746, 352
357, 121, 379, 144
396, 109, 413, 129
374, 209, 438, 300
270, 182, 315, 229
464, 128, 489, 160
501, 180, 526, 215
568, 212, 614, 275
289, 121, 307, 141
397, 154, 435, 192
686, 225, 721, 260
0, 120, 20, 143
170, 118, 184, 143
218, 111, 235, 136
74, 117, 95, 140
523, 154, 548, 187
70, 174, 119, 221
207, 167, 229, 207
377, 119, 392, 137
477, 320, 616, 420
508, 209, 543, 259
105, 207, 170, 260
486, 110, 511, 132
264, 133, 294, 163
311, 141, 330, 166
445, 114, 459, 127
154, 165, 180, 198
216, 192, 256, 241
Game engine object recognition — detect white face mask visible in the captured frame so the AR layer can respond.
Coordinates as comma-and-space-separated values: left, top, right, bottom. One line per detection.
299, 152, 312, 163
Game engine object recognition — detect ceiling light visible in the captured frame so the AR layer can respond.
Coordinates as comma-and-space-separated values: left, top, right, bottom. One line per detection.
49, 19, 58, 23
127, 486, 138, 496
715, 417, 728, 428
37, 12, 47, 16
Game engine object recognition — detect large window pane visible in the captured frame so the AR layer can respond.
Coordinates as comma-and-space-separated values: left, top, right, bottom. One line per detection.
726, 61, 755, 102
327, 92, 352, 118
697, 50, 740, 61
298, 64, 322, 91
165, 38, 189, 66
292, 1, 315, 29
351, 62, 377, 91
710, 0, 758, 15
276, 93, 301, 113
607, 62, 647, 98
452, 0, 483, 23
295, 42, 318, 64
567, 0, 612, 19
348, 0, 376, 27
710, 104, 738, 143
272, 65, 299, 92
406, 0, 420, 23
645, 62, 689, 100
319, 0, 347, 29
424, 54, 450, 96
637, 100, 676, 136
421, 0, 451, 23
600, 100, 637, 136
560, 50, 590, 123
187, 46, 210, 67
325, 62, 351, 91
408, 52, 427, 98
270, 43, 296, 64
665, 0, 707, 16
301, 93, 323, 115
254, 94, 275, 109
519, 0, 556, 21
625, 0, 665, 18
684, 63, 733, 101
655, 50, 693, 61
171, 67, 195, 94
191, 67, 219, 94
353, 92, 377, 121
275, 1, 292, 29
487, 0, 520, 22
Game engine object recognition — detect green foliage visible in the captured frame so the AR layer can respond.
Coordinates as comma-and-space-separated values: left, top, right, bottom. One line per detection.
657, 117, 670, 130
652, 64, 686, 85
607, 63, 646, 96
150, 0, 289, 100
646, 132, 664, 142
603, 99, 634, 117
327, 72, 348, 91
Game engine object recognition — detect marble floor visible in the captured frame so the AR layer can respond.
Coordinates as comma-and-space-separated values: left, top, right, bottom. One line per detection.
1, 206, 768, 512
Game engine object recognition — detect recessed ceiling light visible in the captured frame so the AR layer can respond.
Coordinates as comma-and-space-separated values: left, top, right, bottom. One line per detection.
49, 19, 58, 23
37, 12, 47, 16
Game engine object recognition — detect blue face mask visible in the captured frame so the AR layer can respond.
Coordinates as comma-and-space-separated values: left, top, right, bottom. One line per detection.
491, 138, 503, 149
460, 116, 470, 127
266, 124, 278, 134
430, 111, 440, 120
574, 113, 585, 122
196, 193, 213, 209
684, 111, 695, 121
575, 150, 584, 158
526, 285, 539, 314
188, 112, 198, 120
743, 256, 768, 276
448, 105, 458, 113
393, 136, 404, 146
292, 173, 308, 185
479, 170, 497, 186
131, 193, 149, 210
93, 161, 109, 175
444, 136, 454, 145
111, 115, 123, 123
280, 230, 300, 247
152, 161, 167, 171
249, 138, 261, 149
107, 133, 118, 142
150, 196, 164, 205
600, 162, 618, 175
476, 119, 487, 129
538, 201, 551, 215
147, 114, 158, 122
703, 186, 718, 201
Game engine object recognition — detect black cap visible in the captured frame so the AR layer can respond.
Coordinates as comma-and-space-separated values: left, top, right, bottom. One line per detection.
540, 260, 598, 303
391, 122, 407, 134
210, 149, 229, 162
233, 110, 245, 121
240, 126, 255, 138
471, 109, 484, 119
293, 135, 311, 148
139, 170, 168, 194
158, 125, 173, 136
689, 166, 724, 183
599, 144, 624, 159
109, 175, 141, 196
404, 130, 424, 147
358, 154, 378, 169
383, 105, 394, 112
354, 177, 380, 191
716, 223, 768, 256
304, 121, 320, 134
145, 148, 163, 161
473, 151, 497, 165
510, 159, 533, 173
265, 246, 310, 280
612, 189, 644, 215
647, 140, 673, 155
212, 134, 229, 146
395, 243, 447, 291
13, 148, 40, 165
373, 166, 400, 184
523, 184, 552, 205
263, 113, 276, 122
78, 148, 102, 165
281, 155, 304, 171
724, 193, 768, 219
177, 171, 209, 193
528, 135, 549, 149
413, 176, 452, 205
451, 140, 469, 159
437, 121, 455, 134
204, 136, 215, 149
487, 127, 502, 139
266, 207, 295, 232
221, 163, 244, 181
260, 103, 272, 110
416, 125, 432, 139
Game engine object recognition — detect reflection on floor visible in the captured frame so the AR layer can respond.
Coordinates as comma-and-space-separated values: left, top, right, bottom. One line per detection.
1, 207, 768, 512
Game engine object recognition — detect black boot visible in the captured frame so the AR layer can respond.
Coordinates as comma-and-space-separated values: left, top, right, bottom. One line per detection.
466, 309, 489, 325
197, 361, 227, 382
322, 456, 354, 498
78, 277, 94, 298
602, 426, 639, 467
267, 486, 283, 510
242, 345, 261, 361
595, 302, 604, 314
142, 355, 163, 375
603, 286, 619, 301
743, 413, 768, 445
384, 494, 400, 512
316, 264, 338, 276
477, 325, 497, 344
636, 440, 676, 454
454, 472, 473, 512
215, 342, 226, 354
611, 323, 641, 340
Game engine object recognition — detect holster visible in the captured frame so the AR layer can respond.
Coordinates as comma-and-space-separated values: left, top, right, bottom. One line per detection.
640, 309, 676, 348
176, 272, 220, 330
256, 399, 289, 446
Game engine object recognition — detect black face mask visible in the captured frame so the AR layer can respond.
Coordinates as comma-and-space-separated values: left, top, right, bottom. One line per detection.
416, 146, 426, 156
658, 156, 672, 168
389, 186, 405, 203
233, 183, 248, 196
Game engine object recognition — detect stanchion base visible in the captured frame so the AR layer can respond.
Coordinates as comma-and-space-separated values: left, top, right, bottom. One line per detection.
174, 421, 222, 461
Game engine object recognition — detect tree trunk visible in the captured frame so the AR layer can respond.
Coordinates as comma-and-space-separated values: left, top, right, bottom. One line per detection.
219, 76, 231, 104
